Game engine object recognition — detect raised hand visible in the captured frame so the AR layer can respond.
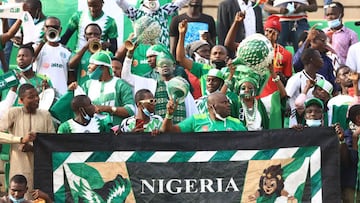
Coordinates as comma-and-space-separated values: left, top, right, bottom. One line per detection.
178, 19, 188, 34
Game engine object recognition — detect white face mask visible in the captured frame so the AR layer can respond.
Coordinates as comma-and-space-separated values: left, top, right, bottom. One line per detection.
194, 52, 209, 64
327, 18, 341, 28
212, 106, 226, 122
306, 119, 322, 127
9, 195, 25, 203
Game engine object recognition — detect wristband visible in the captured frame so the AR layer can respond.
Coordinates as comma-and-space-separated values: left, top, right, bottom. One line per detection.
165, 114, 173, 120
225, 79, 232, 87
339, 139, 346, 144
272, 75, 280, 82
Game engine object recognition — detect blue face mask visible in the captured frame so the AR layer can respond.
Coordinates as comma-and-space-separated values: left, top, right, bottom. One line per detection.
9, 195, 25, 203
80, 108, 91, 122
88, 66, 103, 80
328, 18, 341, 28
306, 119, 322, 127
142, 106, 152, 117
18, 64, 32, 72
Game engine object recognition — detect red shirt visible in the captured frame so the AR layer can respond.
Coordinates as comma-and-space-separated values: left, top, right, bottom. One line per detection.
260, 44, 293, 98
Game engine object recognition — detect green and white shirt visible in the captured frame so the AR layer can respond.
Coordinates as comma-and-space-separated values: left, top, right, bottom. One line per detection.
57, 118, 106, 133
82, 77, 135, 125
120, 115, 163, 133
66, 11, 118, 50
178, 113, 247, 132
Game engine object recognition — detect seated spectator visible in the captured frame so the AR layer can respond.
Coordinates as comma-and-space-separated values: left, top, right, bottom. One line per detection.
286, 48, 325, 127
0, 174, 53, 203
57, 95, 107, 133
161, 92, 247, 132
120, 89, 163, 134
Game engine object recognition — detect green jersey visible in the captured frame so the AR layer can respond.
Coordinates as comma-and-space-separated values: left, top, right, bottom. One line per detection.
120, 115, 163, 133
82, 77, 135, 125
178, 113, 247, 132
57, 118, 106, 133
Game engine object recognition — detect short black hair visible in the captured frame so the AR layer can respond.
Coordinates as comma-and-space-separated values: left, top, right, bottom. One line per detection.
18, 84, 35, 99
335, 64, 350, 76
71, 95, 91, 112
10, 174, 27, 186
327, 2, 344, 15
348, 105, 360, 123
19, 42, 35, 56
135, 89, 152, 103
84, 23, 102, 34
301, 48, 318, 65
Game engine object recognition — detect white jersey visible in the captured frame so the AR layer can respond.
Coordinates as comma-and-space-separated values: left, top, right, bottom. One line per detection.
34, 43, 71, 96
285, 70, 324, 127
346, 42, 360, 87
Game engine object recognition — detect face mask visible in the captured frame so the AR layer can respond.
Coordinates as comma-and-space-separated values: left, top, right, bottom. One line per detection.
9, 195, 25, 203
88, 66, 103, 80
211, 60, 226, 70
142, 106, 152, 117
80, 107, 91, 122
18, 64, 32, 72
306, 119, 322, 127
212, 106, 226, 122
194, 52, 209, 64
327, 18, 341, 29
239, 89, 255, 99
143, 0, 160, 11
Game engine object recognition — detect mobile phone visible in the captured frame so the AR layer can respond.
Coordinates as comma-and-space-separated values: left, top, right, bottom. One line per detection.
136, 119, 144, 128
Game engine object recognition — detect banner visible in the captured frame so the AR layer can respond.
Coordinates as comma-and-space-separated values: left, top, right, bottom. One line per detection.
0, 3, 23, 19
34, 127, 341, 202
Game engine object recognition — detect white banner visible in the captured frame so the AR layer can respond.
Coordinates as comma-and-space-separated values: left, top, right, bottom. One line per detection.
0, 3, 23, 19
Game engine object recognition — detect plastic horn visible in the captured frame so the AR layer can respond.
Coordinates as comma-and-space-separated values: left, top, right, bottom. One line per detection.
124, 37, 138, 51
89, 40, 102, 53
45, 28, 59, 42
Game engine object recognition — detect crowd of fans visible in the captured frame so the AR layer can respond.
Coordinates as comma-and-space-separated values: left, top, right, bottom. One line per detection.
0, 0, 359, 202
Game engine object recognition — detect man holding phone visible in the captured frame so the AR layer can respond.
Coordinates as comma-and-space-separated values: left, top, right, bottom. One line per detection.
119, 89, 163, 134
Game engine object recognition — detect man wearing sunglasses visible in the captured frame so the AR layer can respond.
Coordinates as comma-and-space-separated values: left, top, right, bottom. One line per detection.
120, 89, 163, 134
33, 16, 71, 97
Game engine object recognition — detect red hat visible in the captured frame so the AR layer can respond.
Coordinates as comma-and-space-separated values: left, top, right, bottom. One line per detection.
264, 15, 281, 32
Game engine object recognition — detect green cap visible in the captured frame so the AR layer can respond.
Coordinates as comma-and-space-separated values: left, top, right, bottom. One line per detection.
305, 98, 324, 109
315, 79, 333, 95
234, 65, 261, 94
207, 68, 225, 80
166, 76, 190, 103
156, 52, 175, 68
89, 50, 112, 67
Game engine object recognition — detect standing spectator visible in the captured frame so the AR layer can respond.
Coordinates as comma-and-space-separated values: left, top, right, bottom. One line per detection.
121, 45, 198, 124
169, 0, 216, 57
286, 48, 325, 127
68, 23, 103, 86
217, 0, 263, 53
323, 2, 358, 64
1, 43, 53, 107
76, 50, 135, 128
33, 16, 71, 97
120, 89, 163, 133
263, 0, 317, 52
116, 0, 190, 47
0, 84, 55, 200
293, 28, 336, 89
61, 0, 118, 54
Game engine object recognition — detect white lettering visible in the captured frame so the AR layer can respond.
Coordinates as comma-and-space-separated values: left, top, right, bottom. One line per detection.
224, 178, 239, 192
184, 179, 198, 193
216, 178, 223, 192
158, 179, 165, 194
141, 179, 155, 194
200, 179, 214, 193
166, 179, 182, 194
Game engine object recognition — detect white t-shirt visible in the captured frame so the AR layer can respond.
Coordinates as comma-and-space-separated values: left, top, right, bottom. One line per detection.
34, 43, 71, 96
285, 70, 324, 127
346, 42, 360, 87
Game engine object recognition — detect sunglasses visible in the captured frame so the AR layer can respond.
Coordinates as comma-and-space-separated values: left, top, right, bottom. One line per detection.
324, 3, 338, 9
140, 99, 157, 104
